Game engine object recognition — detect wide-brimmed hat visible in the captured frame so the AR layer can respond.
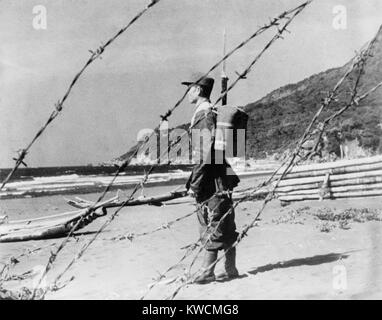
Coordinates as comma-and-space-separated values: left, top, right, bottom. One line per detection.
181, 72, 214, 89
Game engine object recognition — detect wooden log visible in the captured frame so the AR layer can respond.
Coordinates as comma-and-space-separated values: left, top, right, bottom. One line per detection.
276, 169, 382, 187
278, 189, 382, 201
6, 195, 118, 225
275, 176, 382, 193
0, 196, 118, 242
66, 188, 268, 210
278, 161, 382, 180
276, 155, 382, 175
66, 190, 188, 209
276, 182, 382, 196
0, 208, 108, 243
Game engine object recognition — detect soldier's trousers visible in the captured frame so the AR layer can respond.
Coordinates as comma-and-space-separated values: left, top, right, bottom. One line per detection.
196, 194, 239, 251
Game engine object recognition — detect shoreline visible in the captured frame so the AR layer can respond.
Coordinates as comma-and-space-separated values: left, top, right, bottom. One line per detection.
0, 169, 274, 200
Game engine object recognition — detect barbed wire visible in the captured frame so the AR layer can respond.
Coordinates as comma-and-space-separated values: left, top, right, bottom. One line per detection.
30, 3, 380, 300
164, 27, 381, 300
1, 0, 302, 194
25, 1, 313, 299
99, 0, 311, 286
109, 210, 196, 241
134, 0, 312, 186
81, 0, 312, 202
139, 196, 230, 298
296, 26, 382, 162
106, 184, 266, 242
310, 78, 381, 155
32, 0, 381, 300
169, 51, 379, 301
22, 2, 164, 298
0, 0, 161, 192
140, 156, 293, 299
157, 0, 313, 166
184, 72, 382, 297
0, 243, 56, 286
112, 0, 311, 164
150, 0, 315, 281
30, 166, 155, 299
142, 168, 284, 299
137, 1, 316, 298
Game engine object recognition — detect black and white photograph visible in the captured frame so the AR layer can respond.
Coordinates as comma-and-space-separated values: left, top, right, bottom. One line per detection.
1, 0, 382, 303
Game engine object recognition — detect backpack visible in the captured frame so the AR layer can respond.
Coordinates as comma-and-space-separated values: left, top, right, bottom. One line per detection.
214, 106, 248, 157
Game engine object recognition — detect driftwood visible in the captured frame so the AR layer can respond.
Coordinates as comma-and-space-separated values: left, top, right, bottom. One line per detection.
276, 182, 382, 196
66, 190, 188, 209
278, 189, 382, 201
276, 154, 382, 176
0, 187, 266, 243
0, 196, 118, 243
275, 175, 382, 193
277, 161, 382, 180
276, 169, 382, 187
274, 156, 382, 202
66, 188, 268, 210
0, 191, 189, 242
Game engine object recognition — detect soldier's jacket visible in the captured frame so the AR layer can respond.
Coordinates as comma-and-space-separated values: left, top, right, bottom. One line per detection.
186, 101, 240, 203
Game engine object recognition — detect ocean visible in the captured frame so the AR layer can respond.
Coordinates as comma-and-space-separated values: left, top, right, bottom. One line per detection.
0, 161, 278, 199
0, 164, 194, 199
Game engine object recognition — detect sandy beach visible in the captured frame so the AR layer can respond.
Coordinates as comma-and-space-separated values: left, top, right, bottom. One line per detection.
1, 174, 382, 300
1, 0, 382, 305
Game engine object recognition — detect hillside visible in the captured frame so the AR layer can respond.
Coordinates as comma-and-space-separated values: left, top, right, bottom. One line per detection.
244, 26, 382, 159
115, 26, 382, 164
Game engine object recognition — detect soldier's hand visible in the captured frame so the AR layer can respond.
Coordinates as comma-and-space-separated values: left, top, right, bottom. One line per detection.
187, 189, 195, 197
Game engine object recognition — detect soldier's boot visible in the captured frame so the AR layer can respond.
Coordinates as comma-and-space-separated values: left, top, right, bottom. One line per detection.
194, 250, 218, 284
216, 246, 239, 280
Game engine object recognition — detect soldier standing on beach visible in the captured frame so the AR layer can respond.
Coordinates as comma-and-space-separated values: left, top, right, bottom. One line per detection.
182, 73, 241, 284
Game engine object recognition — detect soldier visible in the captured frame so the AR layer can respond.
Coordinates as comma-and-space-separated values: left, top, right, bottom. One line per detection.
182, 73, 240, 284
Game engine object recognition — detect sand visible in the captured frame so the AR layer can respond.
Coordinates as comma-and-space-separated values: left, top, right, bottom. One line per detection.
1, 175, 382, 300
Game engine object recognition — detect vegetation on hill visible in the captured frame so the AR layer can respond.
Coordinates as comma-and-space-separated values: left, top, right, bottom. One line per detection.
244, 29, 382, 159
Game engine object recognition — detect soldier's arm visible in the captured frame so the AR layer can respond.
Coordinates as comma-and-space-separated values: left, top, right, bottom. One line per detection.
187, 110, 215, 195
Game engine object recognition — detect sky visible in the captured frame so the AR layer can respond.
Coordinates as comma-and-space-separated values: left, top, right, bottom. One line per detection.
0, 0, 381, 167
